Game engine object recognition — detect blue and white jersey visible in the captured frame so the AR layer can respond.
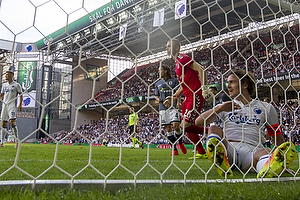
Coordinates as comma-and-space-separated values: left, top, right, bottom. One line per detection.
217, 99, 279, 146
1, 81, 22, 106
155, 78, 179, 111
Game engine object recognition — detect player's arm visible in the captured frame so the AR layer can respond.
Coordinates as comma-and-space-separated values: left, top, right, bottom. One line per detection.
266, 105, 285, 146
155, 95, 162, 104
154, 84, 161, 103
176, 96, 181, 110
272, 134, 284, 146
18, 93, 23, 112
195, 101, 241, 127
173, 85, 183, 100
190, 62, 214, 102
136, 114, 139, 131
190, 61, 207, 85
266, 123, 284, 146
163, 85, 183, 108
0, 93, 4, 100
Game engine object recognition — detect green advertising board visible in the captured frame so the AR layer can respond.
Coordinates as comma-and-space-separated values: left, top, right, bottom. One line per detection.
35, 0, 144, 49
18, 61, 37, 92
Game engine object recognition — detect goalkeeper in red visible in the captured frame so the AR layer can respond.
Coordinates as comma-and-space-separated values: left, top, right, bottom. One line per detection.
165, 39, 212, 159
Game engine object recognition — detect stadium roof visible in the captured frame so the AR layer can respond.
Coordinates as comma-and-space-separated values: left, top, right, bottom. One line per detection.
0, 0, 296, 64
33, 0, 294, 60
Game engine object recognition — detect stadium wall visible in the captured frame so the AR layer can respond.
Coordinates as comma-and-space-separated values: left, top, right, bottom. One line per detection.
50, 119, 71, 134
18, 118, 37, 141
71, 58, 108, 128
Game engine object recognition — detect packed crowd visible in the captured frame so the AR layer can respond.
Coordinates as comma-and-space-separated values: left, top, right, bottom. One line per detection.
37, 112, 179, 145
88, 25, 300, 104
37, 98, 300, 145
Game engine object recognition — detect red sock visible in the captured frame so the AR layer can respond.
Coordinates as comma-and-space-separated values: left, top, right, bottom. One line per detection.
185, 125, 209, 135
186, 132, 206, 154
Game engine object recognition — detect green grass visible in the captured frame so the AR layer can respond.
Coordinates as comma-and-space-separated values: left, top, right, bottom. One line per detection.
0, 143, 299, 199
1, 182, 300, 199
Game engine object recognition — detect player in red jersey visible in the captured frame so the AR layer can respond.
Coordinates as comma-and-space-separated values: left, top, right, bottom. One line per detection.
164, 39, 212, 159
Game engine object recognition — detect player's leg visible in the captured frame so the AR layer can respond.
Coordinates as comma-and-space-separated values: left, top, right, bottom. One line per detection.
166, 124, 178, 155
161, 110, 177, 155
130, 126, 136, 148
206, 125, 232, 177
1, 108, 9, 147
134, 136, 144, 149
130, 126, 144, 149
173, 121, 187, 154
1, 121, 8, 147
170, 109, 187, 153
264, 133, 271, 148
10, 119, 19, 148
182, 95, 207, 157
8, 105, 19, 148
257, 142, 297, 178
170, 109, 184, 154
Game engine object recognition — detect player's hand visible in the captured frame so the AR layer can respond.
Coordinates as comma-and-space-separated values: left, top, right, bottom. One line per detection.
218, 101, 241, 112
163, 96, 172, 108
17, 105, 22, 112
201, 85, 214, 102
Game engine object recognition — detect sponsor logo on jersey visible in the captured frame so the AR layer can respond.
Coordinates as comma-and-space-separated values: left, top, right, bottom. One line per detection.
228, 112, 261, 125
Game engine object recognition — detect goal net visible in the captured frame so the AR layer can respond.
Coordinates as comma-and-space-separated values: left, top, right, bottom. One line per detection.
0, 0, 299, 190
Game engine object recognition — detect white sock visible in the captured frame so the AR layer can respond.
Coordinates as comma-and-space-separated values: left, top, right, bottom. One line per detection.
12, 125, 19, 140
207, 133, 222, 143
1, 128, 6, 144
175, 129, 181, 136
207, 133, 226, 153
256, 155, 269, 172
167, 131, 173, 137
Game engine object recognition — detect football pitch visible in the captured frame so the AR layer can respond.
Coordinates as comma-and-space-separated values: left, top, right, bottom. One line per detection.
0, 143, 300, 199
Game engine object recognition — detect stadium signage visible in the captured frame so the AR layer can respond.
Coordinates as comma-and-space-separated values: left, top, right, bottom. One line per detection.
79, 94, 156, 110
35, 0, 143, 49
257, 72, 300, 84
89, 0, 135, 23
17, 62, 37, 108
18, 61, 37, 92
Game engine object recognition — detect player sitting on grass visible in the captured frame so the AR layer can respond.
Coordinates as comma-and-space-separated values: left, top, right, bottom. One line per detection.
195, 69, 297, 178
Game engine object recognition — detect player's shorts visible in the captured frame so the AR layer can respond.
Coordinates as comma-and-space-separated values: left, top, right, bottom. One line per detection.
159, 108, 181, 126
181, 94, 204, 123
1, 104, 17, 121
129, 125, 138, 135
227, 141, 264, 172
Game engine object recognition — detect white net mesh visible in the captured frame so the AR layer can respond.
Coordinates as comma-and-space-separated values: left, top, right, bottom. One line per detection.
0, 0, 300, 189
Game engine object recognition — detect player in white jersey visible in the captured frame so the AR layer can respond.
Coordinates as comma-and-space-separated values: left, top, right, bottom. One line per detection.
0, 68, 23, 148
195, 69, 297, 178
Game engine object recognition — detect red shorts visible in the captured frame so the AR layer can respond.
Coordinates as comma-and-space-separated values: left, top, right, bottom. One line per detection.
181, 94, 204, 123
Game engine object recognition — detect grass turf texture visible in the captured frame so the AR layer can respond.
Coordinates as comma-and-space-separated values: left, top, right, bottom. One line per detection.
0, 143, 299, 199
1, 182, 300, 199
0, 143, 299, 180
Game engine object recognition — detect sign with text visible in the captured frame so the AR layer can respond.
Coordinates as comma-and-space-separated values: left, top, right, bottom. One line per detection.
35, 0, 144, 49
18, 61, 37, 92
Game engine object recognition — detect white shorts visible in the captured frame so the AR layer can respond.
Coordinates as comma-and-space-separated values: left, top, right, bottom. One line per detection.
227, 142, 264, 172
1, 104, 17, 121
159, 109, 180, 126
